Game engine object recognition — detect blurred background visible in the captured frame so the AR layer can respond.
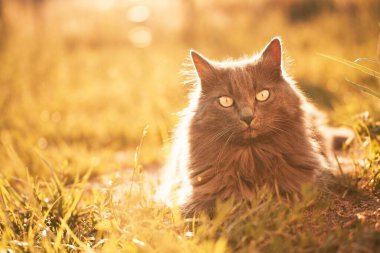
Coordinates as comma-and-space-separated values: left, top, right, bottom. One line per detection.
0, 0, 379, 178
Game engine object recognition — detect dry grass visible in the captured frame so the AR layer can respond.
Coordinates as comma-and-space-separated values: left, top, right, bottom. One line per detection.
0, 0, 379, 252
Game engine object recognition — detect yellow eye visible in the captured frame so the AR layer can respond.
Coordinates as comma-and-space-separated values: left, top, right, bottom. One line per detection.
218, 96, 234, 107
256, 89, 270, 102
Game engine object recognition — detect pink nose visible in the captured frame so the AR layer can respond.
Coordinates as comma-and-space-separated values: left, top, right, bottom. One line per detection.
240, 116, 254, 125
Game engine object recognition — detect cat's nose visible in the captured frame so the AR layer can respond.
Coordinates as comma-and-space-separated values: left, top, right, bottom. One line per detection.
240, 115, 254, 125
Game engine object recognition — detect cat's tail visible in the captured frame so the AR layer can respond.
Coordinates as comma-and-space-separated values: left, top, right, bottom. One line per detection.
328, 127, 355, 151
316, 127, 356, 193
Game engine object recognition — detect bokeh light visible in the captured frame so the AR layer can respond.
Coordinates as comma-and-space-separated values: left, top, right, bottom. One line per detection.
128, 26, 152, 48
127, 5, 150, 23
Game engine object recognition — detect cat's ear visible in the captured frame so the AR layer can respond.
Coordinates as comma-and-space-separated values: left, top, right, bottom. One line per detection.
261, 37, 282, 70
190, 50, 215, 81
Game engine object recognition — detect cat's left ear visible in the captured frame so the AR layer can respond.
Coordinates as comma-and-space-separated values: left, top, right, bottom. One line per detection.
261, 37, 282, 71
190, 50, 215, 82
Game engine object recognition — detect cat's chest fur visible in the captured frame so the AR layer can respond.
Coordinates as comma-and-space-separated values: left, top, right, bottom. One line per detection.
186, 136, 319, 213
190, 143, 291, 198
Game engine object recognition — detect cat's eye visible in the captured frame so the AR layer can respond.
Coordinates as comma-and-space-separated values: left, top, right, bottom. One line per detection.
218, 96, 234, 107
255, 89, 270, 102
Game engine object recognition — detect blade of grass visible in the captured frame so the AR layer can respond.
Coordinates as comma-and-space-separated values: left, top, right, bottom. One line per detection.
53, 166, 93, 250
319, 54, 380, 79
345, 79, 380, 99
60, 219, 94, 252
128, 125, 149, 198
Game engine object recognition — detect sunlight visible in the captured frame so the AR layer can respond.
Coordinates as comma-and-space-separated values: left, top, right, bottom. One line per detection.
127, 4, 150, 23
128, 26, 152, 48
1, 0, 379, 252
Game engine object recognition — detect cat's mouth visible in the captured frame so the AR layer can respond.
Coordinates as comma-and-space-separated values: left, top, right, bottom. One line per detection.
241, 127, 258, 139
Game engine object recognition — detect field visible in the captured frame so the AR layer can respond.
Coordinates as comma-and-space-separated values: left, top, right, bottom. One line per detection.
0, 0, 379, 252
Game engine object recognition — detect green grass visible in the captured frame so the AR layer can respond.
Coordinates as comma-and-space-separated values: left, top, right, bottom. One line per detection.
1, 1, 380, 252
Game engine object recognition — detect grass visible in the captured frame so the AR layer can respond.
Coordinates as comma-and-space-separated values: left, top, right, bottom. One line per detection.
1, 160, 379, 252
319, 54, 380, 99
350, 113, 380, 193
1, 0, 380, 252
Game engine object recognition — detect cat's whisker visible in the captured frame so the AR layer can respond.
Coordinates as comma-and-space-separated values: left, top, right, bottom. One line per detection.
201, 128, 229, 144
215, 131, 235, 175
268, 126, 292, 136
270, 118, 296, 125
202, 127, 231, 143
267, 127, 283, 136
193, 126, 235, 153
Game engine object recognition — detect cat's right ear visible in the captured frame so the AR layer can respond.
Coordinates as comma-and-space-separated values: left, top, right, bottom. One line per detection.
190, 50, 215, 82
261, 37, 282, 71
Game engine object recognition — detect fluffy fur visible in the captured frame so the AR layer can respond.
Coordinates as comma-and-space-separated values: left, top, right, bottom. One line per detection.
156, 38, 336, 216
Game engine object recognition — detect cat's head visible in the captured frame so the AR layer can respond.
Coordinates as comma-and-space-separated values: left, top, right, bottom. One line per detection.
189, 37, 303, 144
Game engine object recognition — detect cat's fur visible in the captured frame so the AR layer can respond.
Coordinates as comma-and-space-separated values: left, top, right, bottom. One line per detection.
156, 38, 337, 216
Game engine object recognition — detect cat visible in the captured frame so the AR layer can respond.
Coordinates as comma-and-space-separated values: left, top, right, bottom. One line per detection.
156, 37, 344, 216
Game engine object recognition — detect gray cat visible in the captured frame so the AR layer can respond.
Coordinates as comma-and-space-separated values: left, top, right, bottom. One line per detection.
156, 38, 347, 216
